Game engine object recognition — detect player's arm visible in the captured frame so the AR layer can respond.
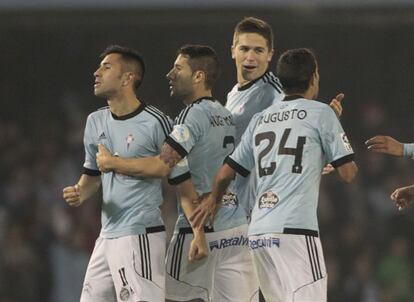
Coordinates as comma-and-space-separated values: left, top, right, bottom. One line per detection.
62, 174, 101, 207
176, 180, 208, 261
189, 163, 236, 229
365, 135, 405, 157
96, 143, 182, 178
336, 161, 358, 183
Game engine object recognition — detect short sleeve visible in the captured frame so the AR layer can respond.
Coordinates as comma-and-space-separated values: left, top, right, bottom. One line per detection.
165, 106, 209, 157
227, 113, 260, 176
83, 115, 100, 175
319, 107, 355, 168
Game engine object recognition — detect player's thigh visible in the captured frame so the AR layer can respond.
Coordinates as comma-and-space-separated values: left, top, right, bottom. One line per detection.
250, 233, 327, 302
165, 231, 214, 302
80, 237, 117, 302
212, 226, 258, 302
106, 232, 166, 302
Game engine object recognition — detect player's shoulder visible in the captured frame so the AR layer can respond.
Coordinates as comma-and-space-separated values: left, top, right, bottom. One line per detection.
261, 71, 283, 94
87, 106, 110, 120
175, 98, 215, 124
143, 104, 173, 133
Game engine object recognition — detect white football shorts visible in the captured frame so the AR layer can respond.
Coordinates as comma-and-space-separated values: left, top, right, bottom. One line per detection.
249, 231, 327, 302
165, 224, 258, 302
80, 226, 166, 302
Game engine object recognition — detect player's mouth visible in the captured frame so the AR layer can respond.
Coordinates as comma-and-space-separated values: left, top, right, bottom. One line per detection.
94, 81, 101, 87
243, 65, 257, 71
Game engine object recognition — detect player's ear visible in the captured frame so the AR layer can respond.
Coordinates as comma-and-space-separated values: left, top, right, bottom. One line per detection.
193, 70, 205, 85
122, 72, 134, 87
267, 48, 274, 62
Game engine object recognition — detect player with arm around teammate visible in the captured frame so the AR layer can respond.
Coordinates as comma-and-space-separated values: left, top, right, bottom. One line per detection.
62, 45, 171, 302
191, 48, 358, 302
96, 44, 258, 302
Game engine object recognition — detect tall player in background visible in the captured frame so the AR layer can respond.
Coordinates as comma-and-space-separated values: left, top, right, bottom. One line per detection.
192, 48, 358, 301
62, 45, 171, 302
96, 45, 258, 302
366, 135, 414, 209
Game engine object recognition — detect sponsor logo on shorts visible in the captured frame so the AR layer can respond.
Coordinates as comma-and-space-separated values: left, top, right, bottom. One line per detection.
249, 237, 280, 250
119, 287, 130, 301
209, 235, 249, 251
258, 191, 279, 209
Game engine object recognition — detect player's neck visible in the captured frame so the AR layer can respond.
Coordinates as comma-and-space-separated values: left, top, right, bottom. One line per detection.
185, 89, 212, 105
107, 93, 141, 117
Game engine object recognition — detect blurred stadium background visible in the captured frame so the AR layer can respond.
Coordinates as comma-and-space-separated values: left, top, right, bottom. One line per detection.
1, 0, 414, 301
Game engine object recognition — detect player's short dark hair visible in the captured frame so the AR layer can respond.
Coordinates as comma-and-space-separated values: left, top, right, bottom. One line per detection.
100, 45, 146, 90
276, 48, 317, 95
178, 44, 221, 90
233, 17, 274, 50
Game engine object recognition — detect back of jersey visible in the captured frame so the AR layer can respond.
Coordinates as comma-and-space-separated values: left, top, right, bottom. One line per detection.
168, 98, 247, 232
228, 97, 354, 236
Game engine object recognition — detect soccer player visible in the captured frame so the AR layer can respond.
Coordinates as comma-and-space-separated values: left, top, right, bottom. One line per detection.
95, 44, 258, 302
365, 135, 414, 209
62, 45, 171, 302
226, 16, 344, 214
192, 48, 358, 301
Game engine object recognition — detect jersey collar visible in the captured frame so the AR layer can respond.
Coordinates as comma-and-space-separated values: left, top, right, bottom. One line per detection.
111, 102, 146, 120
193, 96, 215, 104
237, 70, 271, 91
283, 95, 304, 102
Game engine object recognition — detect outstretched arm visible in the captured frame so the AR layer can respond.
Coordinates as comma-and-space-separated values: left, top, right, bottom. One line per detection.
96, 143, 182, 178
62, 174, 101, 207
365, 136, 404, 156
189, 164, 236, 229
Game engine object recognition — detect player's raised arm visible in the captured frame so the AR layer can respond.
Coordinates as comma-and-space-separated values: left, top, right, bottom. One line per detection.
62, 174, 101, 207
329, 93, 344, 117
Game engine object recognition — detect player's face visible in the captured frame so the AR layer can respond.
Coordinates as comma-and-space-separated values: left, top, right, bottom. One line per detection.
232, 33, 274, 85
93, 54, 124, 98
166, 54, 195, 102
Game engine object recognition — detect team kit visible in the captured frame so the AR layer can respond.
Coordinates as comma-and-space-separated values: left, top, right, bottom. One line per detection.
63, 16, 362, 302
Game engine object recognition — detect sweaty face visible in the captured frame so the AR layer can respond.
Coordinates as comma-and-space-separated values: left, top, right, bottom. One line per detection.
93, 53, 124, 98
232, 33, 273, 86
166, 54, 195, 102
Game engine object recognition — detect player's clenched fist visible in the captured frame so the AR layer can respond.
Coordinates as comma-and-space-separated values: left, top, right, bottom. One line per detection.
63, 184, 83, 207
390, 185, 414, 211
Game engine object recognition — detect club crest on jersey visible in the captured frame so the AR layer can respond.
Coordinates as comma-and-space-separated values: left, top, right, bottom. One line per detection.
126, 134, 134, 150
258, 190, 279, 209
340, 132, 353, 152
221, 191, 238, 208
171, 125, 190, 143
119, 287, 130, 301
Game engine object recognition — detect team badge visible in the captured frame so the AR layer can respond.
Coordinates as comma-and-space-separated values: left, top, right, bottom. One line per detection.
126, 134, 134, 150
171, 125, 190, 143
119, 287, 130, 301
258, 191, 279, 209
340, 132, 353, 152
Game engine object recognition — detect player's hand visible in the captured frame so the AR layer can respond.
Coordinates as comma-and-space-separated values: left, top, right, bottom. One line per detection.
189, 193, 217, 230
365, 136, 403, 156
188, 232, 208, 261
390, 185, 414, 210
329, 93, 344, 117
62, 184, 83, 207
96, 144, 113, 172
322, 164, 335, 175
